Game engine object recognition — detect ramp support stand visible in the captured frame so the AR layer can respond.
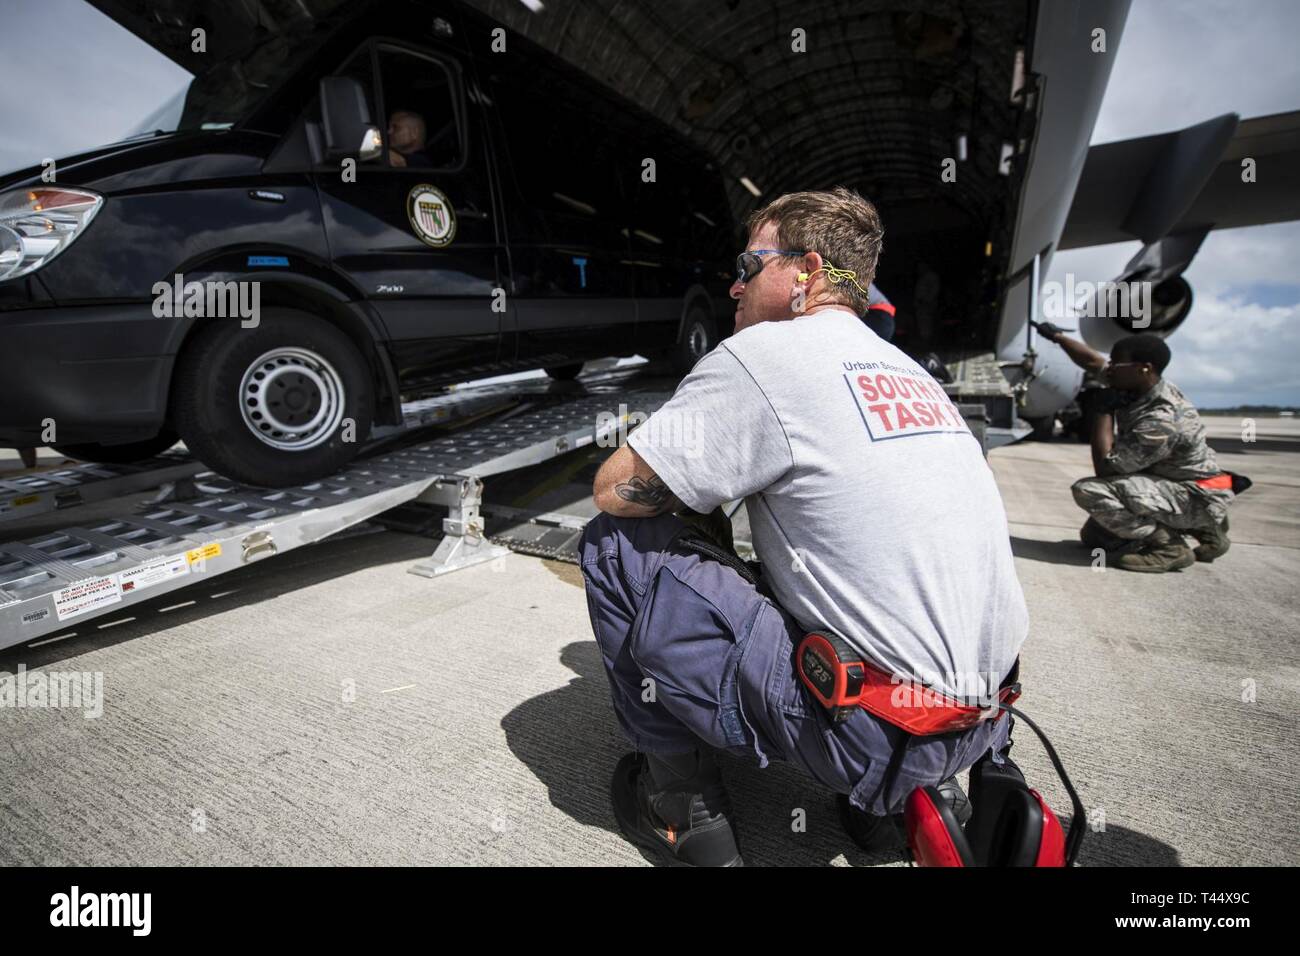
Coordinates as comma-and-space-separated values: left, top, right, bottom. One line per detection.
409, 474, 510, 577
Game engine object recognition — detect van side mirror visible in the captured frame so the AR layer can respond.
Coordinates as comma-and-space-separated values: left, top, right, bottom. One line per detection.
320, 75, 383, 162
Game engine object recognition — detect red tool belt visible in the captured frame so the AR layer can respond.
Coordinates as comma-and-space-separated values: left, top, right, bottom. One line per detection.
796, 629, 1020, 735
1194, 473, 1232, 491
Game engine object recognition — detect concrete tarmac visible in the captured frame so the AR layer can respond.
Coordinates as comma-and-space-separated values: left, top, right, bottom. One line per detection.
1, 416, 1296, 865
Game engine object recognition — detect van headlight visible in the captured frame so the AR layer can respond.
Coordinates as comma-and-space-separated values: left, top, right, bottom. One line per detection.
0, 187, 103, 281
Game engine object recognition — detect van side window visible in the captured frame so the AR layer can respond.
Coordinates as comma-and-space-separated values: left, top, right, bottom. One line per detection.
377, 48, 463, 169
654, 154, 732, 257
486, 60, 623, 223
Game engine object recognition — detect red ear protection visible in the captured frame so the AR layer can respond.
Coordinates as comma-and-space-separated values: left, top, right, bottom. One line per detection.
906, 786, 977, 867
905, 765, 1067, 867
904, 705, 1084, 867
1030, 792, 1067, 867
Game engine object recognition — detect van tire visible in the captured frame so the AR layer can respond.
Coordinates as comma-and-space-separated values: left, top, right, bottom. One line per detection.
172, 311, 374, 487
672, 304, 719, 375
52, 429, 180, 464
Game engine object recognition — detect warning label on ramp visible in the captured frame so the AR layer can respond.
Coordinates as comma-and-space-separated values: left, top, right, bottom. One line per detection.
119, 554, 190, 594
54, 576, 123, 621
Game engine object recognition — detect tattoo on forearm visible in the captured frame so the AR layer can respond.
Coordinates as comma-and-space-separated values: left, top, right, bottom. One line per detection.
614, 474, 676, 512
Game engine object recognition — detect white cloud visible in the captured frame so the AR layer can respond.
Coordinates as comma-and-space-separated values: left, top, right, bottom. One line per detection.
1166, 291, 1300, 407
1181, 221, 1300, 296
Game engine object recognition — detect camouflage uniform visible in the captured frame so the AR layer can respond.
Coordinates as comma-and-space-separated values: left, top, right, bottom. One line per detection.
1071, 379, 1233, 540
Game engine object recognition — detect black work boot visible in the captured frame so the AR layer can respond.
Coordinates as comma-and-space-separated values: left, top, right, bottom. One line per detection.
838, 796, 906, 852
1114, 526, 1195, 573
1190, 514, 1230, 563
610, 750, 743, 867
838, 775, 971, 853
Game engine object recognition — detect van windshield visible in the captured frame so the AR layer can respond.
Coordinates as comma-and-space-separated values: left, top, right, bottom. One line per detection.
174, 23, 336, 131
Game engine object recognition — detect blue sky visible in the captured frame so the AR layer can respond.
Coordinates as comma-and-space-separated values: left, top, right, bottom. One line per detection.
1, 0, 1297, 408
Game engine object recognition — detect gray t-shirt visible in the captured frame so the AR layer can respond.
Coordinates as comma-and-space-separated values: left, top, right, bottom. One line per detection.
628, 307, 1027, 700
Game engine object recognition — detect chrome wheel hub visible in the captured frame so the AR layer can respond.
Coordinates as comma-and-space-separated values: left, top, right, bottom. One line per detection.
238, 347, 345, 451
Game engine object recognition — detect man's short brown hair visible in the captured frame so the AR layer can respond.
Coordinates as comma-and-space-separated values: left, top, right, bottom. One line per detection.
745, 186, 884, 316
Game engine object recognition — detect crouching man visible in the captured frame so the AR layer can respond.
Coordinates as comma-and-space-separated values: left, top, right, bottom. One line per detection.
578, 187, 1029, 866
1039, 326, 1234, 571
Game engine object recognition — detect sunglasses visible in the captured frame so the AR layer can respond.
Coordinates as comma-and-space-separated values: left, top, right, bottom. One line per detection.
735, 248, 806, 283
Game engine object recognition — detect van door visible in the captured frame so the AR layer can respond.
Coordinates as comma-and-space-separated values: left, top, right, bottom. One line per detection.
316, 42, 505, 391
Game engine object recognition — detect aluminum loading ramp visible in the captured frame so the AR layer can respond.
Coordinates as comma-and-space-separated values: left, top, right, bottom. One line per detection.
0, 454, 206, 524
0, 361, 650, 529
0, 388, 523, 530
0, 385, 670, 650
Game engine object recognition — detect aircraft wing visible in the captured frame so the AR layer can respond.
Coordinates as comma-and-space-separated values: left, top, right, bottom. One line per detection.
1060, 110, 1300, 250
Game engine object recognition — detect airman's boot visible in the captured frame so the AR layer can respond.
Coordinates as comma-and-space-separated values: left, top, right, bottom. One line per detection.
1080, 517, 1127, 551
1190, 514, 1230, 563
1114, 526, 1195, 573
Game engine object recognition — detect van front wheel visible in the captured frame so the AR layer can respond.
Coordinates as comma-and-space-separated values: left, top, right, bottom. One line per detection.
172, 312, 374, 487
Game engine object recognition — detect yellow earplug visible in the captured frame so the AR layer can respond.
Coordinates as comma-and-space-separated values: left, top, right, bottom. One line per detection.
799, 263, 869, 296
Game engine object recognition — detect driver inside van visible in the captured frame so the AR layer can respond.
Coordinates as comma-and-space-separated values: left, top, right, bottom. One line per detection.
387, 110, 431, 167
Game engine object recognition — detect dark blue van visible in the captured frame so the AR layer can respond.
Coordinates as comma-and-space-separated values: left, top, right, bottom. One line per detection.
0, 0, 735, 485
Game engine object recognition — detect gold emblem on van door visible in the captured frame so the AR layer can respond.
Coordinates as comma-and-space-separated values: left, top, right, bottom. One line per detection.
406, 184, 457, 247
